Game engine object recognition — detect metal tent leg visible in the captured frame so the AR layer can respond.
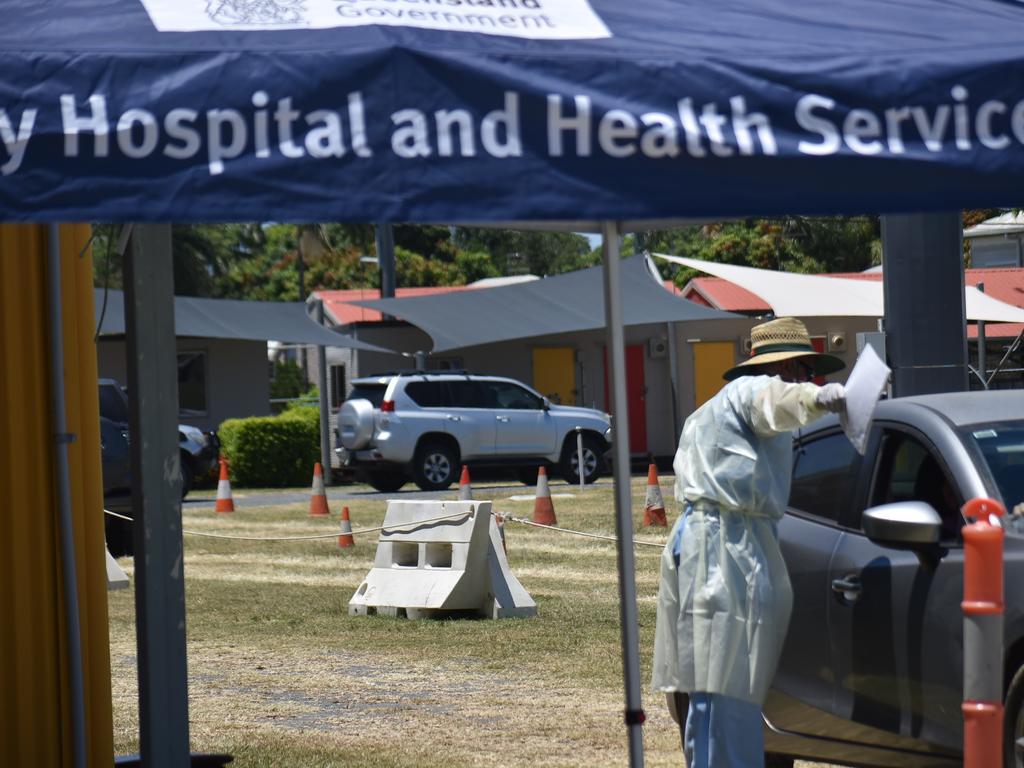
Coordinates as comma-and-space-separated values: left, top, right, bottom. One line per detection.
601, 221, 645, 767
123, 224, 191, 766
46, 224, 87, 768
881, 213, 968, 396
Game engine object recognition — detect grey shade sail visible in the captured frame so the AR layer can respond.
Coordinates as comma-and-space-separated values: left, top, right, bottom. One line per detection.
351, 255, 739, 352
93, 288, 385, 350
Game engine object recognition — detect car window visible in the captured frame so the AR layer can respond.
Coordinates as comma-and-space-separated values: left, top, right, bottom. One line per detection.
98, 384, 130, 424
348, 384, 387, 408
870, 430, 962, 542
484, 382, 543, 410
789, 431, 861, 524
961, 422, 1024, 515
446, 380, 488, 408
405, 381, 445, 407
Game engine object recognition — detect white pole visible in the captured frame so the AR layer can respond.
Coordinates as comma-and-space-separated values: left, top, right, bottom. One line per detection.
576, 426, 585, 492
601, 221, 645, 767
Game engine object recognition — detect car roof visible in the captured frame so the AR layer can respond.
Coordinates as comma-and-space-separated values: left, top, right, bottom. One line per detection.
352, 372, 510, 384
876, 390, 1024, 428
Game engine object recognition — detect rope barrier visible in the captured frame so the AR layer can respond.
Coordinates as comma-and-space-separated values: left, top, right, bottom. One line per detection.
104, 508, 475, 542
104, 507, 668, 549
500, 514, 666, 549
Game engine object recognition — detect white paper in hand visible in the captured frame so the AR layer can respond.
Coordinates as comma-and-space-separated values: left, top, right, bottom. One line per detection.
840, 345, 891, 455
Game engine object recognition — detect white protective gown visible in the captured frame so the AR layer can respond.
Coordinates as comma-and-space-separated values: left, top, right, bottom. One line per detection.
652, 374, 828, 705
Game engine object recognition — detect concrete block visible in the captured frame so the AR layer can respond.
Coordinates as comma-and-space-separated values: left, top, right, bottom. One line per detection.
349, 500, 536, 619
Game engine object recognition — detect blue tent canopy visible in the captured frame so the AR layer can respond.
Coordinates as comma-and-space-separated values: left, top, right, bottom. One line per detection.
4, 0, 1024, 222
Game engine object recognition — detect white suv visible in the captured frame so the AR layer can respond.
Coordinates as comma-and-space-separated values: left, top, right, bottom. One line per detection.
336, 372, 613, 492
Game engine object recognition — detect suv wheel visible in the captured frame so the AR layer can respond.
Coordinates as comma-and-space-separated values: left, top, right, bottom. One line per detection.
560, 435, 604, 485
413, 441, 458, 491
367, 471, 407, 493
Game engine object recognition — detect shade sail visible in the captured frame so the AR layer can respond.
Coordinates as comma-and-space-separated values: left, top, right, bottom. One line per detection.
351, 255, 739, 351
7, 0, 1024, 221
656, 253, 1024, 323
93, 288, 386, 349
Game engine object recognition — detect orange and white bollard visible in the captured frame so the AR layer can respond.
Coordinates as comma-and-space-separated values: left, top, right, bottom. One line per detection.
960, 497, 1004, 768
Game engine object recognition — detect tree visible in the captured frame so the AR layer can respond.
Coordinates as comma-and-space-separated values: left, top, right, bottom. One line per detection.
453, 228, 596, 276
643, 217, 882, 288
91, 223, 263, 295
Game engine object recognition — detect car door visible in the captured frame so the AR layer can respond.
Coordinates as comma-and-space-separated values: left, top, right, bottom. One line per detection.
441, 380, 496, 460
484, 380, 557, 456
767, 428, 866, 729
827, 424, 966, 755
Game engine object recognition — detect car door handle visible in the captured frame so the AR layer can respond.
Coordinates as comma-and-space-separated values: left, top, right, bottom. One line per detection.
446, 414, 461, 422
831, 575, 862, 599
496, 415, 510, 422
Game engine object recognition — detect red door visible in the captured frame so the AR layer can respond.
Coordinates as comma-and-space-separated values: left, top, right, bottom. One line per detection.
603, 345, 648, 455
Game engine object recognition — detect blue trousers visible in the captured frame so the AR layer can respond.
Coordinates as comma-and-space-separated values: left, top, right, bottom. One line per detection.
683, 692, 764, 768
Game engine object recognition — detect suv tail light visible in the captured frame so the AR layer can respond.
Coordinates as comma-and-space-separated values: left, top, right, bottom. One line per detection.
380, 399, 396, 412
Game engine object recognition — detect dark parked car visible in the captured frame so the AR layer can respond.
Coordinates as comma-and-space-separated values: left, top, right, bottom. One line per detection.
99, 378, 219, 556
755, 390, 1024, 767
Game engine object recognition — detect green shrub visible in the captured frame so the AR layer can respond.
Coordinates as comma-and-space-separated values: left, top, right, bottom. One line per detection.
218, 411, 321, 487
270, 360, 307, 400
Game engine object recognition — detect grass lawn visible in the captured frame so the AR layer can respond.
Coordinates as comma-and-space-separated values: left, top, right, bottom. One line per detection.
108, 476, 837, 767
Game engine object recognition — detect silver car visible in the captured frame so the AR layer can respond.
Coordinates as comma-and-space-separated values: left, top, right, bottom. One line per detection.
335, 372, 613, 492
756, 390, 1024, 767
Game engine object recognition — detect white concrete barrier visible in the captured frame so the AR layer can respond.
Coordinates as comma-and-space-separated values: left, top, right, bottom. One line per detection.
106, 545, 129, 590
349, 500, 536, 619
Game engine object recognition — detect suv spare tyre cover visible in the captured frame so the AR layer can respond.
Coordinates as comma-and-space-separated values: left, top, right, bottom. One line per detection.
339, 398, 375, 450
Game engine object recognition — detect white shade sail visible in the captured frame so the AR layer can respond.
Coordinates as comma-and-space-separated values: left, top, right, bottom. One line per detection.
656, 254, 1024, 323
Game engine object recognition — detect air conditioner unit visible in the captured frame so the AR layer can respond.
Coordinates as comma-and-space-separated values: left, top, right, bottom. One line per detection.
827, 332, 847, 353
740, 337, 753, 355
649, 337, 668, 358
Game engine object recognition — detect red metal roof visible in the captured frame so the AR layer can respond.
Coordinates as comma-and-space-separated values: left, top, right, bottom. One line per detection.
969, 323, 1024, 339
681, 276, 771, 312
680, 267, 1024, 323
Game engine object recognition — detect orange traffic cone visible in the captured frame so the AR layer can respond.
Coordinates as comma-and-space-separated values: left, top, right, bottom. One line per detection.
643, 463, 668, 527
458, 465, 473, 500
532, 466, 557, 526
309, 462, 331, 517
215, 457, 234, 514
337, 506, 354, 548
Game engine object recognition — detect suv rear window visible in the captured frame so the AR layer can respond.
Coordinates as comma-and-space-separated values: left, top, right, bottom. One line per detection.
405, 381, 446, 407
348, 384, 388, 408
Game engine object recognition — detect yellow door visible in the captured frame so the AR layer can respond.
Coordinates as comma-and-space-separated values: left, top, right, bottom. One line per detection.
532, 347, 576, 405
693, 341, 736, 408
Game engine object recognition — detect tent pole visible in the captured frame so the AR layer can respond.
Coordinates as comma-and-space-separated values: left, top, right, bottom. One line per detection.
316, 299, 333, 484
46, 224, 87, 768
601, 221, 645, 767
977, 283, 987, 390
666, 322, 680, 439
881, 213, 968, 396
123, 224, 191, 766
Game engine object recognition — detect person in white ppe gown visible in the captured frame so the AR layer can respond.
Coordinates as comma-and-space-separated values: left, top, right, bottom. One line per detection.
652, 317, 847, 768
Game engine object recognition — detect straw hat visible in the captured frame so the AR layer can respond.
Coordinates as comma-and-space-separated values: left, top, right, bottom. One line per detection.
723, 317, 845, 381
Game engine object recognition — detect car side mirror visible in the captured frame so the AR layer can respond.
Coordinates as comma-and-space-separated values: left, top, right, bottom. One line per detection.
862, 501, 943, 549
542, 397, 551, 411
